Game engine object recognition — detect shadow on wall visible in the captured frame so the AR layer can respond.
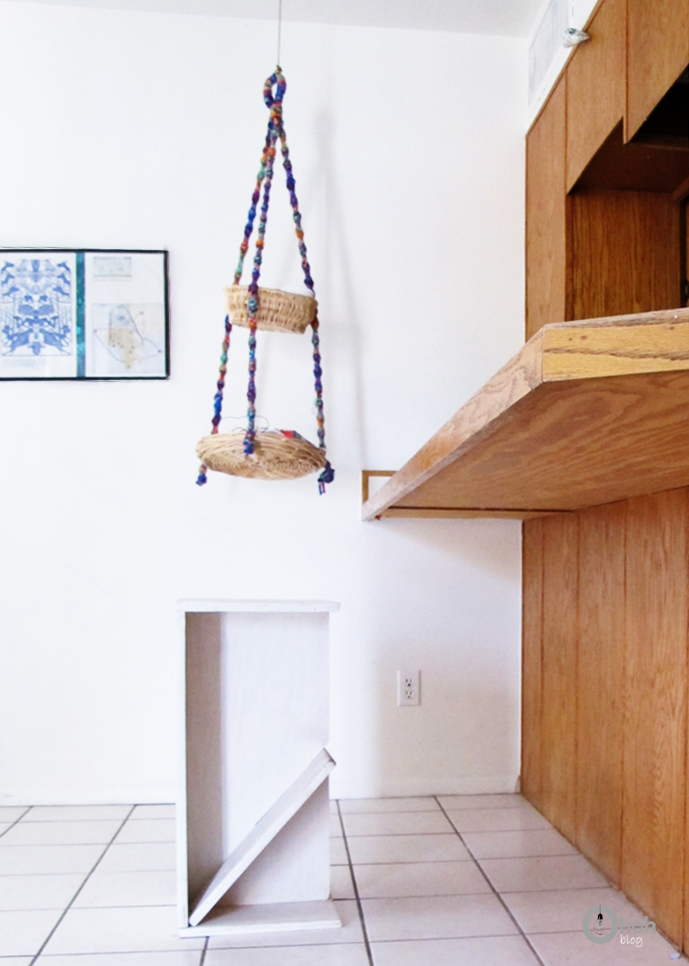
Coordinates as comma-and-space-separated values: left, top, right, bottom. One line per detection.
312, 107, 367, 467
258, 103, 367, 465
364, 515, 522, 584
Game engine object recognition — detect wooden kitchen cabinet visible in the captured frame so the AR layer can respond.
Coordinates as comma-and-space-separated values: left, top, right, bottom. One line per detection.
566, 0, 625, 190
526, 78, 569, 340
627, 0, 689, 140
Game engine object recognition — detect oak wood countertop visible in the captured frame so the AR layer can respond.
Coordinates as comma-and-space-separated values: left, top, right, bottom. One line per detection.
362, 307, 689, 520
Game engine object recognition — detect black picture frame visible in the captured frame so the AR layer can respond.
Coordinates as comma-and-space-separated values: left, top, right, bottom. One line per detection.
0, 248, 169, 380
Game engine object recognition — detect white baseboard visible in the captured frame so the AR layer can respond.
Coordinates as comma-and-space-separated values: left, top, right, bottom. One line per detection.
0, 776, 522, 807
329, 775, 521, 800
0, 784, 178, 807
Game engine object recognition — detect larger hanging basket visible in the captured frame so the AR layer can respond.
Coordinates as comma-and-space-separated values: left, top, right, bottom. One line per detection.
197, 429, 326, 481
196, 68, 334, 494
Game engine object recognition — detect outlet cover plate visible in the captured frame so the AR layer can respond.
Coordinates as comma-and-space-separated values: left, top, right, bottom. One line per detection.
397, 669, 420, 707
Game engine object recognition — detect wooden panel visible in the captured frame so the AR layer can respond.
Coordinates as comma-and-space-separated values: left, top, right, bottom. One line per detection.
576, 501, 625, 885
627, 0, 689, 140
526, 79, 569, 340
540, 514, 578, 841
378, 509, 557, 520
361, 309, 689, 520
622, 490, 688, 946
684, 200, 689, 315
541, 312, 689, 379
389, 367, 689, 512
686, 609, 689, 954
521, 519, 544, 811
571, 189, 679, 320
566, 0, 625, 190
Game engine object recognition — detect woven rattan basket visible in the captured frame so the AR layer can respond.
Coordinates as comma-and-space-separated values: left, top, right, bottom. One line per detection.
225, 286, 317, 334
197, 429, 326, 480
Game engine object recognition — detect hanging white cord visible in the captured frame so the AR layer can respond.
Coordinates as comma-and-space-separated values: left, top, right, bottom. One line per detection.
277, 0, 283, 67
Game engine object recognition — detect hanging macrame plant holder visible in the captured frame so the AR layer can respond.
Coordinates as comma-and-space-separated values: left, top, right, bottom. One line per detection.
196, 68, 334, 492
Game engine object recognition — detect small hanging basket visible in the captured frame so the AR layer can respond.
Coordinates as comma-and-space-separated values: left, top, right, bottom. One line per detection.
196, 429, 327, 481
226, 285, 317, 334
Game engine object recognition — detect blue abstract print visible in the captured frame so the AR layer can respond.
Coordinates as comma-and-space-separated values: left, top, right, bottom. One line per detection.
1, 258, 73, 357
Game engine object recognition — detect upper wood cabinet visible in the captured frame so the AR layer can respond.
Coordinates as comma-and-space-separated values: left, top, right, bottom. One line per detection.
627, 0, 689, 140
526, 78, 569, 340
566, 0, 625, 190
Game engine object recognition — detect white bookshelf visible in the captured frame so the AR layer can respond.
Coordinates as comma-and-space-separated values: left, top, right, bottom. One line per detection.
177, 600, 341, 936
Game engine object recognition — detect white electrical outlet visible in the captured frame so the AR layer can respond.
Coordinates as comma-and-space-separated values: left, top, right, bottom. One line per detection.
397, 669, 420, 707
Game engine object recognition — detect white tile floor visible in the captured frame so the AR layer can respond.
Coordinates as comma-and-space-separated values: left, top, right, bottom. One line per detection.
0, 795, 686, 965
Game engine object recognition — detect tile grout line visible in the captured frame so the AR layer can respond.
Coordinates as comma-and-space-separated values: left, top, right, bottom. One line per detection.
336, 800, 375, 966
29, 804, 137, 964
8, 817, 172, 824
0, 805, 32, 840
434, 796, 548, 966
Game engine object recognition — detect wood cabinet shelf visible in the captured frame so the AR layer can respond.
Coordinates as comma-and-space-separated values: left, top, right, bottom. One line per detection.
362, 308, 689, 520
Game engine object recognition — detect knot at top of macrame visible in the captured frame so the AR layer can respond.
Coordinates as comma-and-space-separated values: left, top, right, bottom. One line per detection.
263, 69, 286, 110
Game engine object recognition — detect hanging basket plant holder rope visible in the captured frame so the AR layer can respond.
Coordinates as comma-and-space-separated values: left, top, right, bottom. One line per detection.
196, 68, 334, 493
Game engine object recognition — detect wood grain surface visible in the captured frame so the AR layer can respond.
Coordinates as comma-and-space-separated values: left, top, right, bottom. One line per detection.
571, 190, 679, 321
576, 500, 626, 885
362, 308, 689, 519
540, 514, 578, 841
522, 489, 689, 945
541, 311, 689, 379
521, 519, 544, 812
526, 79, 569, 341
376, 508, 555, 520
566, 0, 625, 191
622, 490, 688, 945
627, 0, 689, 141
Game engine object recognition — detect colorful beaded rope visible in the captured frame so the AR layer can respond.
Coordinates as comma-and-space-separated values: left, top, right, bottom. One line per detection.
197, 67, 334, 493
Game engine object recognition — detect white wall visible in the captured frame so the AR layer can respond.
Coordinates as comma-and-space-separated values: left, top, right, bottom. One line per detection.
0, 0, 526, 804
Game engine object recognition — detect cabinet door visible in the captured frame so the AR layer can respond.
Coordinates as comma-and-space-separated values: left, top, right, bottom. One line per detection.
623, 491, 689, 947
576, 501, 625, 887
627, 0, 689, 140
526, 78, 569, 340
540, 513, 578, 842
567, 0, 625, 190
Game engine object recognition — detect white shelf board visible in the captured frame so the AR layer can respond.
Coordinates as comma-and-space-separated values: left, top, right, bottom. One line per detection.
188, 749, 335, 927
177, 599, 340, 613
181, 899, 341, 937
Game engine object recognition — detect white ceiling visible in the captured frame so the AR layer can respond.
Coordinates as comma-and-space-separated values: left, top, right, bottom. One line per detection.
13, 0, 544, 37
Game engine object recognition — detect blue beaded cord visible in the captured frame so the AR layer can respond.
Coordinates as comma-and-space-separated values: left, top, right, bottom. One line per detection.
196, 315, 232, 486
244, 124, 279, 454
273, 78, 333, 492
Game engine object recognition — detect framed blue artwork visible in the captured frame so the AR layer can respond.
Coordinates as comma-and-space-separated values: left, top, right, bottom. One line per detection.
0, 249, 169, 380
